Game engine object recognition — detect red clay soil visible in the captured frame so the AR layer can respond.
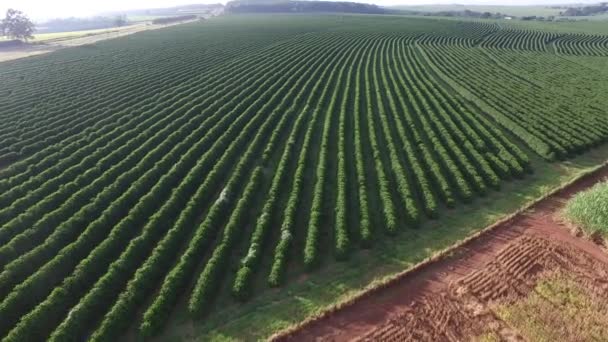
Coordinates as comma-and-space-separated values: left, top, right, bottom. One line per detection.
273, 165, 608, 342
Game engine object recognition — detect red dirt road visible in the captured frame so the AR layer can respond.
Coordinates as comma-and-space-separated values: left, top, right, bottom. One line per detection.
273, 165, 608, 341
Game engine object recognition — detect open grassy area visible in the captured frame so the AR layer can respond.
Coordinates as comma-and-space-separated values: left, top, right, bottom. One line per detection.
495, 272, 608, 341
154, 144, 608, 341
32, 26, 140, 42
564, 181, 608, 239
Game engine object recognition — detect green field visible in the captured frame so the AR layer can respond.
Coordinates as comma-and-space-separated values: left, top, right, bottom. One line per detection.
501, 18, 608, 35
392, 4, 562, 17
0, 14, 607, 341
564, 181, 608, 239
31, 27, 132, 42
0, 26, 145, 43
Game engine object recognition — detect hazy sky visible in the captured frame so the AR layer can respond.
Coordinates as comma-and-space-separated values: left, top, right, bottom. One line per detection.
0, 0, 208, 21
0, 0, 600, 21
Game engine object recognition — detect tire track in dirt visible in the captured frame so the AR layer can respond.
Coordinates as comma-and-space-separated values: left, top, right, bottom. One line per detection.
272, 164, 608, 341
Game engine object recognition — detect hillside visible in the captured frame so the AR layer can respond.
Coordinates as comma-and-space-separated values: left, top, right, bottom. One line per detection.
561, 2, 608, 16
391, 4, 562, 17
225, 0, 389, 14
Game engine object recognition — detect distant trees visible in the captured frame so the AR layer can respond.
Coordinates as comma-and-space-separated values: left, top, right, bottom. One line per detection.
151, 15, 197, 25
400, 8, 507, 19
225, 0, 388, 14
0, 9, 35, 41
560, 3, 607, 16
39, 17, 123, 33
429, 10, 507, 19
113, 15, 127, 27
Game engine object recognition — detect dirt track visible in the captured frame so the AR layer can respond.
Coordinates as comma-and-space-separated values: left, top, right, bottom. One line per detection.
274, 165, 608, 341
0, 20, 199, 63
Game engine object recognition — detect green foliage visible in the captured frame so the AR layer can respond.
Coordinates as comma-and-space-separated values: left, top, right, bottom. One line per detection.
1, 9, 34, 41
0, 13, 606, 342
564, 181, 608, 238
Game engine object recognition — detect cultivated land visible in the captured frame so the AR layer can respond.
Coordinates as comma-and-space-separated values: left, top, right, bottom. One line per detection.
392, 4, 563, 17
274, 163, 608, 341
0, 14, 607, 341
0, 20, 200, 63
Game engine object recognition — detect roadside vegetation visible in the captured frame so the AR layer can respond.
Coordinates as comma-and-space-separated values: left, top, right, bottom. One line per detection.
495, 272, 608, 341
564, 181, 608, 239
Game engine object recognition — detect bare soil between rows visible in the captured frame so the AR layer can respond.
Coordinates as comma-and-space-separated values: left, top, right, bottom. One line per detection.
273, 164, 608, 341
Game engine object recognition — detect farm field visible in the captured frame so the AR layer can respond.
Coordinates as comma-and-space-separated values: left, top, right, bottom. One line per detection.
0, 14, 608, 341
392, 4, 563, 17
0, 20, 202, 63
279, 164, 608, 341
32, 27, 135, 42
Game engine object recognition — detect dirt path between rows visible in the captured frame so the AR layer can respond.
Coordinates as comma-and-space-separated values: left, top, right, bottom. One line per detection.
273, 164, 608, 341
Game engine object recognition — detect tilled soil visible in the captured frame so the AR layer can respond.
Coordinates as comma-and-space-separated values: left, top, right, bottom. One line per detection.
274, 166, 608, 342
